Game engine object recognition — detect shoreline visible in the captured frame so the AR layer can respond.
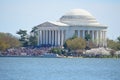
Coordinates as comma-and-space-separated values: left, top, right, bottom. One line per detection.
0, 55, 119, 58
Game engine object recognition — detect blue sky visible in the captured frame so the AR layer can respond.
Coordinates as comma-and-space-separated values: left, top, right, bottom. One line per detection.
0, 0, 120, 40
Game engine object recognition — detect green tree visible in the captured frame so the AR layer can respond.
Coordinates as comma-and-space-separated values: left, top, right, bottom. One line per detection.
85, 34, 91, 41
16, 29, 28, 47
85, 34, 92, 49
31, 27, 38, 35
50, 48, 62, 55
117, 36, 120, 43
29, 36, 37, 46
29, 27, 38, 46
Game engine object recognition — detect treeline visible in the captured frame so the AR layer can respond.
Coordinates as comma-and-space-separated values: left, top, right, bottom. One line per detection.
0, 32, 21, 51
107, 37, 120, 51
0, 26, 120, 54
0, 27, 38, 51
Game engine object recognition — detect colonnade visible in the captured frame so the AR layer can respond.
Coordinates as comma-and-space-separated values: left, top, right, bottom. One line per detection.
76, 30, 107, 47
38, 29, 107, 47
38, 30, 65, 46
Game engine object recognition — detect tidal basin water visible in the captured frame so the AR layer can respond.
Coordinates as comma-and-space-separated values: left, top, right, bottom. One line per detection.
0, 57, 120, 80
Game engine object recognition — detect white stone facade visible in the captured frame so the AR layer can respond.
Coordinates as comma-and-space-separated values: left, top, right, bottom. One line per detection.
36, 9, 107, 47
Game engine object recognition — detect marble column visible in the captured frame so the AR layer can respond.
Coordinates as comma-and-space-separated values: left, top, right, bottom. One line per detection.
103, 31, 106, 46
102, 31, 104, 46
53, 30, 55, 46
100, 30, 103, 46
96, 30, 99, 46
51, 30, 53, 46
45, 30, 47, 45
92, 30, 94, 42
44, 30, 46, 44
83, 30, 85, 39
50, 30, 52, 45
52, 30, 54, 46
60, 30, 62, 46
61, 30, 64, 46
80, 30, 82, 38
37, 30, 40, 46
63, 30, 66, 43
88, 30, 90, 34
39, 30, 41, 45
42, 30, 45, 45
104, 31, 107, 47
41, 30, 43, 45
48, 30, 51, 44
47, 30, 49, 45
98, 30, 101, 47
78, 30, 80, 38
55, 30, 58, 46
58, 30, 60, 46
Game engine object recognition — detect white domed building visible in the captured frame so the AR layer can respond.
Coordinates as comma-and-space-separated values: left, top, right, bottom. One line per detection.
36, 9, 107, 47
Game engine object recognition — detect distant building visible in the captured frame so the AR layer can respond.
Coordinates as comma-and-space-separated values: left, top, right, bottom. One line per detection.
35, 9, 107, 47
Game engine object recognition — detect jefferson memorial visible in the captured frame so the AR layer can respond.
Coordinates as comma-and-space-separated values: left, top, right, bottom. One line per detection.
36, 9, 107, 47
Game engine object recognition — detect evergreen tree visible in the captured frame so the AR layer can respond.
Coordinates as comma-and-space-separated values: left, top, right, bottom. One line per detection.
16, 29, 29, 47
29, 27, 38, 46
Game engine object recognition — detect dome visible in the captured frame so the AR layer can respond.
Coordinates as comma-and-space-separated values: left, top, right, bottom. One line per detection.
59, 9, 100, 26
64, 9, 92, 16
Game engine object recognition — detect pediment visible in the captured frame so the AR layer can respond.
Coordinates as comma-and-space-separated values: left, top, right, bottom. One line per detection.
37, 21, 58, 27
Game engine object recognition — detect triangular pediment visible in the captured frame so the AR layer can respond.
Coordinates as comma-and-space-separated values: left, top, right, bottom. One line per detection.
36, 21, 59, 27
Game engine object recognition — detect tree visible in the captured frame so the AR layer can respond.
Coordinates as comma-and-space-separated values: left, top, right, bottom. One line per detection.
50, 48, 62, 55
85, 34, 92, 49
0, 32, 20, 51
117, 36, 120, 43
85, 34, 91, 41
31, 26, 38, 36
29, 36, 37, 46
29, 27, 38, 46
64, 38, 86, 50
64, 38, 86, 57
16, 29, 29, 47
107, 39, 120, 51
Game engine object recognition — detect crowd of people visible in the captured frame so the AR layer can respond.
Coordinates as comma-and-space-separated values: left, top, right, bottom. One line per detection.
0, 47, 51, 56
1, 46, 120, 58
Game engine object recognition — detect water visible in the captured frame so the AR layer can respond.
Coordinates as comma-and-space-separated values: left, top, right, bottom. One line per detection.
0, 57, 120, 80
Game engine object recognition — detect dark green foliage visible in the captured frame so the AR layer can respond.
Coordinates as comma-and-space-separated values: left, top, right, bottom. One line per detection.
50, 48, 62, 55
29, 36, 37, 46
117, 36, 120, 43
29, 27, 38, 46
16, 29, 29, 47
31, 27, 38, 34
16, 27, 38, 47
85, 34, 91, 41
